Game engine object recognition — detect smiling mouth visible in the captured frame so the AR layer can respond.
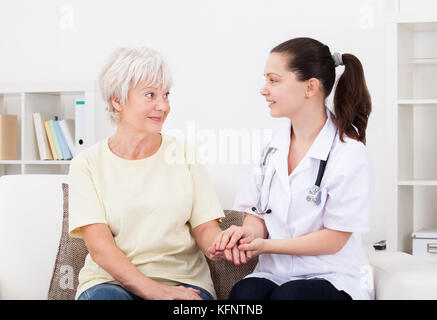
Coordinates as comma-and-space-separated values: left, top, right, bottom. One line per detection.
147, 116, 162, 122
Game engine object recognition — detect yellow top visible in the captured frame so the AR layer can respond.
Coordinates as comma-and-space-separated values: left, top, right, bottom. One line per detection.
68, 134, 225, 299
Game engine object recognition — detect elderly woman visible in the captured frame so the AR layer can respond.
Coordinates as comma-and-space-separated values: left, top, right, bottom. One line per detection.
68, 47, 226, 300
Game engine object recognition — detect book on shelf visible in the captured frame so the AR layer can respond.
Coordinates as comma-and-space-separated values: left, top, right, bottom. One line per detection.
48, 119, 63, 160
32, 113, 53, 160
0, 114, 18, 160
59, 119, 75, 157
44, 121, 58, 160
32, 112, 76, 161
54, 119, 72, 160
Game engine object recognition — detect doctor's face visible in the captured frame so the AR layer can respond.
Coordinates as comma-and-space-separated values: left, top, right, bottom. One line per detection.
260, 53, 307, 118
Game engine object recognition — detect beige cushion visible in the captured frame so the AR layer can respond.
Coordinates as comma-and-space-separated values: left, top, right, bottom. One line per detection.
48, 183, 88, 300
48, 184, 254, 300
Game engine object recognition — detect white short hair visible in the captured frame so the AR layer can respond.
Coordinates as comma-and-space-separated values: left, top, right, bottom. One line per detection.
98, 47, 173, 125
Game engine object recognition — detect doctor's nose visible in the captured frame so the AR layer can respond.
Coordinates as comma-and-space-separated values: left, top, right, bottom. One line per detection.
260, 87, 269, 96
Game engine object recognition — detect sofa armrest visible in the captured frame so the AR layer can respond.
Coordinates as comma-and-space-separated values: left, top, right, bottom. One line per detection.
367, 250, 437, 300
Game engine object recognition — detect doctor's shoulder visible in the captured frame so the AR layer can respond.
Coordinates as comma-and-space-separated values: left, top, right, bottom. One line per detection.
330, 135, 374, 175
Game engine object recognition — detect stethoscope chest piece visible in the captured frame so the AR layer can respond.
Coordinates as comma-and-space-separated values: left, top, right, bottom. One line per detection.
306, 185, 322, 206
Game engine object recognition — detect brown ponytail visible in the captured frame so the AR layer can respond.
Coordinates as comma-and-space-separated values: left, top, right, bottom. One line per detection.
271, 38, 372, 144
333, 54, 371, 144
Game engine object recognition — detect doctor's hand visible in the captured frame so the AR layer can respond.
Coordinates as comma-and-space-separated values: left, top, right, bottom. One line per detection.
238, 238, 266, 259
208, 226, 255, 265
207, 244, 247, 265
216, 225, 255, 250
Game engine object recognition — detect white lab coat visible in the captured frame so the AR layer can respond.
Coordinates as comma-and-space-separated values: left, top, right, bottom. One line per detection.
233, 108, 375, 300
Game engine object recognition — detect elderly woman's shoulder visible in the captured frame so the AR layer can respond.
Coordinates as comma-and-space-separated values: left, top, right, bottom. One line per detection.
162, 133, 192, 148
70, 139, 107, 166
161, 134, 200, 164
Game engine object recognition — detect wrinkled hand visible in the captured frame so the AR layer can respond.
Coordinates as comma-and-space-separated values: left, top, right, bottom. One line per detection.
207, 226, 255, 265
208, 244, 247, 265
152, 284, 203, 300
207, 245, 228, 261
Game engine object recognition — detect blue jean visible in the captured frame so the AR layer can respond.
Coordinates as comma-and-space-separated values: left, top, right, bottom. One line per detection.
78, 283, 214, 300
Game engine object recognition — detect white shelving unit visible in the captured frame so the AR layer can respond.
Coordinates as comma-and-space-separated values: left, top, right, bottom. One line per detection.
387, 5, 437, 253
0, 83, 96, 176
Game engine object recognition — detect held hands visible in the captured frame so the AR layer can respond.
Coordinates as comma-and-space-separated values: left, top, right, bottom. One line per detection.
207, 226, 265, 265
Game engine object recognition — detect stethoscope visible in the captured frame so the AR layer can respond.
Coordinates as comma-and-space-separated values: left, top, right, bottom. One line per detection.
252, 131, 336, 215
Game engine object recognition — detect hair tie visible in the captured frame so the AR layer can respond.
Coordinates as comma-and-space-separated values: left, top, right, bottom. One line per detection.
332, 52, 343, 67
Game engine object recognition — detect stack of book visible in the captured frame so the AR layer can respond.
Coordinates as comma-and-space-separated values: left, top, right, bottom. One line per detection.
32, 113, 75, 160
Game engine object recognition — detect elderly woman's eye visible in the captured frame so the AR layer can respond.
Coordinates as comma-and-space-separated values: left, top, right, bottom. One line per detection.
145, 92, 153, 98
164, 92, 170, 98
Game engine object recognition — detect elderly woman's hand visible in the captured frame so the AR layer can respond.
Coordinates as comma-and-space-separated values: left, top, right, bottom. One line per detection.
150, 283, 203, 300
207, 226, 256, 265
207, 244, 242, 264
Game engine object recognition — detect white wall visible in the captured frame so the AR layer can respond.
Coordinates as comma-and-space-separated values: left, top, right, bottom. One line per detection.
0, 0, 393, 246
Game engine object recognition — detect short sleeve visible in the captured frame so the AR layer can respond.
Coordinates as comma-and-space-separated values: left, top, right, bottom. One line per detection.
188, 162, 225, 229
232, 145, 266, 220
323, 143, 374, 233
184, 139, 225, 229
68, 154, 107, 238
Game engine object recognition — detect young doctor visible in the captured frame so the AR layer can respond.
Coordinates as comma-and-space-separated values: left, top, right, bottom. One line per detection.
208, 37, 374, 300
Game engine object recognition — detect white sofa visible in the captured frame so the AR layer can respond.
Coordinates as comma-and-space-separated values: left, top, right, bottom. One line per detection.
1, 174, 437, 300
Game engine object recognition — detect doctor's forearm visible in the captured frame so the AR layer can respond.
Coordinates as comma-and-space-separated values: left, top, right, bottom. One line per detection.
263, 228, 352, 256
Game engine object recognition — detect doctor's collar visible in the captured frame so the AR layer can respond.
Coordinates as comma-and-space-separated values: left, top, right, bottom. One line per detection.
306, 109, 337, 161
268, 107, 337, 161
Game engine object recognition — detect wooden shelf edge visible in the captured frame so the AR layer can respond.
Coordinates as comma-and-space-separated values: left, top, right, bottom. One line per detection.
398, 180, 437, 186
0, 160, 71, 165
24, 160, 72, 165
0, 160, 22, 165
398, 99, 437, 105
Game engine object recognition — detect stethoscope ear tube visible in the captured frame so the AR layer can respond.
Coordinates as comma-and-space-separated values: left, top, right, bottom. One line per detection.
262, 147, 276, 166
253, 147, 277, 215
306, 132, 337, 204
315, 159, 327, 187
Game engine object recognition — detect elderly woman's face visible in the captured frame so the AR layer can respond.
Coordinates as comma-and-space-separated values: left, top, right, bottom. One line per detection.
118, 82, 170, 133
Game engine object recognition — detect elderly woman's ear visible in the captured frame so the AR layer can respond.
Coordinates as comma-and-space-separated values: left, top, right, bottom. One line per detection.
111, 95, 123, 113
